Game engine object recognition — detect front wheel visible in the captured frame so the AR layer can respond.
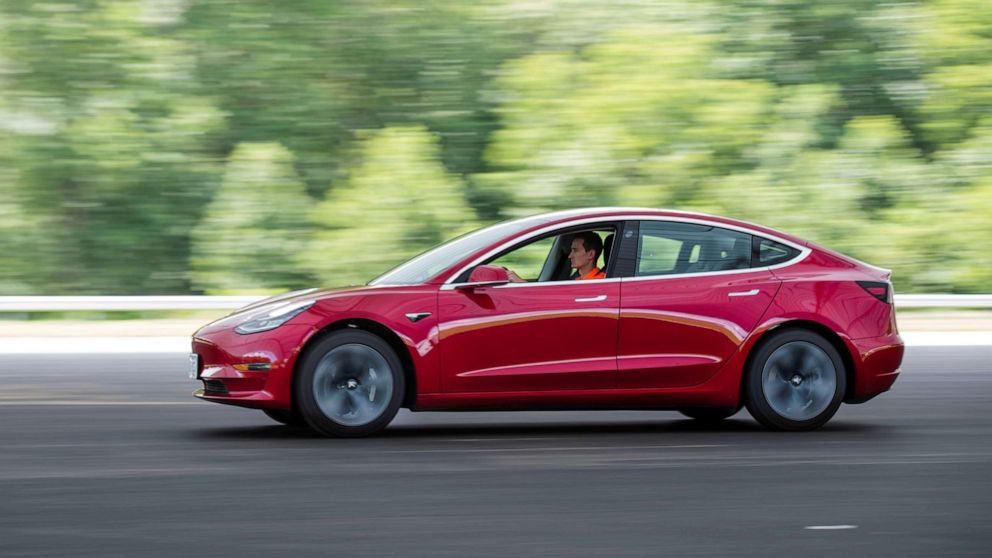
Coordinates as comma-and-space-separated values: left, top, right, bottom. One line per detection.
744, 329, 846, 431
295, 330, 405, 437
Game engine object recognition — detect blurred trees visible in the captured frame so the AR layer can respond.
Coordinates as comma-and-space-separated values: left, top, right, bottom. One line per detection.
302, 126, 474, 287
190, 143, 313, 293
0, 0, 225, 293
0, 0, 989, 294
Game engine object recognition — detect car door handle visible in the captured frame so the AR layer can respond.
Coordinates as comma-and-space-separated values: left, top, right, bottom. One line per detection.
728, 289, 760, 297
574, 295, 607, 302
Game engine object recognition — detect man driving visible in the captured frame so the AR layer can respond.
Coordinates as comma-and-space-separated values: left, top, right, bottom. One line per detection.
507, 231, 605, 282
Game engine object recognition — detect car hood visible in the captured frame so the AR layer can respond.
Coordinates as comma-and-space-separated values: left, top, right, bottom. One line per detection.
197, 285, 385, 335
237, 286, 347, 312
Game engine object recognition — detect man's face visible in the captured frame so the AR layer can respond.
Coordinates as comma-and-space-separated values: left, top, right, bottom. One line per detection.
569, 238, 596, 270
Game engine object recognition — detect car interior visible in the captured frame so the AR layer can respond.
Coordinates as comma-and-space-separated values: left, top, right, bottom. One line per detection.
467, 221, 759, 282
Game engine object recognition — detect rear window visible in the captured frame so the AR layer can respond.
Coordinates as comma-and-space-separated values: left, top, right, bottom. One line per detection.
756, 238, 800, 267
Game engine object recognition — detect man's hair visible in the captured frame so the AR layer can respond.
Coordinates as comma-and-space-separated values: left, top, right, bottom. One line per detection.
574, 231, 603, 262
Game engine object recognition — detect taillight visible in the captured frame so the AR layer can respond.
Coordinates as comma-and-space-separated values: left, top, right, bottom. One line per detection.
857, 281, 892, 304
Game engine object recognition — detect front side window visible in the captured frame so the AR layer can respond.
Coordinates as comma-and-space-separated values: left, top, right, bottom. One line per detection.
461, 225, 617, 283
636, 221, 751, 277
487, 236, 557, 282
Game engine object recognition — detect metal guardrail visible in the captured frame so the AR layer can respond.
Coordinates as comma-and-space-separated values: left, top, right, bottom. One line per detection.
0, 296, 264, 311
0, 294, 990, 311
893, 295, 992, 308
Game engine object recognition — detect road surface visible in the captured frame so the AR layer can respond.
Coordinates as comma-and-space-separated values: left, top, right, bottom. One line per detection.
0, 347, 989, 557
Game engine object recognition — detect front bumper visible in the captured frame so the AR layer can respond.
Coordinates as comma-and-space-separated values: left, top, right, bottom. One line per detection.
190, 323, 314, 410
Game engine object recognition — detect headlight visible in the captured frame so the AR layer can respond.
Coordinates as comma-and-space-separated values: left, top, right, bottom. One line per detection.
240, 288, 318, 312
234, 300, 315, 335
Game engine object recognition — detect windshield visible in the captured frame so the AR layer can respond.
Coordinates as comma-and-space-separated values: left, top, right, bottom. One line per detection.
368, 214, 560, 285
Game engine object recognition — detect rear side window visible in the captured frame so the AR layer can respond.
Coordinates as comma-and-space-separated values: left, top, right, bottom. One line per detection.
638, 235, 682, 274
636, 221, 752, 277
755, 238, 800, 267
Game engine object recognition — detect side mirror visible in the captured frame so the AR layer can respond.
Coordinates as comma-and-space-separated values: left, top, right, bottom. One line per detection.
456, 265, 510, 289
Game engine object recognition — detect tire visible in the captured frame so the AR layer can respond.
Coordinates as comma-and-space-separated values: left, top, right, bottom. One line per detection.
294, 330, 405, 438
678, 406, 741, 422
744, 329, 846, 431
262, 408, 306, 427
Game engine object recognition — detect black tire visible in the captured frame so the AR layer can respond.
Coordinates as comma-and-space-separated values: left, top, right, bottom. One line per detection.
744, 329, 846, 431
262, 408, 307, 427
294, 330, 405, 438
678, 406, 741, 422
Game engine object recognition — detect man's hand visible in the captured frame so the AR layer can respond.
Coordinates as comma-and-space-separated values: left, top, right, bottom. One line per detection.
504, 268, 526, 283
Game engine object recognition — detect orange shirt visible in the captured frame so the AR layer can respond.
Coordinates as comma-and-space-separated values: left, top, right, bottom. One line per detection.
575, 267, 606, 280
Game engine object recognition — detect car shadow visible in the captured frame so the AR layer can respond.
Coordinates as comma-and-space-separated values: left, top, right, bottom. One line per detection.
193, 417, 881, 441
380, 418, 880, 437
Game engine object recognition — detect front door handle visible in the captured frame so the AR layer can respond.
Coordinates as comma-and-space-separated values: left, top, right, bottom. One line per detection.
728, 289, 760, 297
575, 295, 607, 302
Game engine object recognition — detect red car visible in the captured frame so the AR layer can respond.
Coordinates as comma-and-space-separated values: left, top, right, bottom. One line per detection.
190, 208, 903, 436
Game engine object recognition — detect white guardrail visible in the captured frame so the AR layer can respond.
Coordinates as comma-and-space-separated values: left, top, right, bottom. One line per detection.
0, 296, 264, 311
0, 294, 990, 311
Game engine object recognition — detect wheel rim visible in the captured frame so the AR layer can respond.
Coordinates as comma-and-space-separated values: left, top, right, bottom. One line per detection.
312, 343, 394, 427
761, 341, 837, 422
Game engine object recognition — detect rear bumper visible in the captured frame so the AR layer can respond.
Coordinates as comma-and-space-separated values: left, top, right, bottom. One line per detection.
847, 332, 904, 402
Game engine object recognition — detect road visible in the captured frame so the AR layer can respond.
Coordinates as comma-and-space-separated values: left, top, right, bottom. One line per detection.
0, 347, 989, 557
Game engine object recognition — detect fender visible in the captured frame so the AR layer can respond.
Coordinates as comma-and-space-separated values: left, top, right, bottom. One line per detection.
296, 287, 442, 396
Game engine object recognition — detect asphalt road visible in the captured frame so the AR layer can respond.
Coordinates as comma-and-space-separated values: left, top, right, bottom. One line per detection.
0, 347, 990, 557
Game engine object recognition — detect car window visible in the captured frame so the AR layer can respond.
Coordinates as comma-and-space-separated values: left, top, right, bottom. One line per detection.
369, 214, 560, 285
475, 226, 616, 283
638, 235, 682, 275
756, 238, 800, 267
488, 236, 556, 282
637, 221, 751, 277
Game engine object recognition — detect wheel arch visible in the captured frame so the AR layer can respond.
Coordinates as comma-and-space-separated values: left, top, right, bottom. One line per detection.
294, 318, 418, 409
739, 319, 857, 403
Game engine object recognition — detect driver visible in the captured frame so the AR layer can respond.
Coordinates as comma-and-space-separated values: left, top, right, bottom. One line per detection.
507, 231, 605, 282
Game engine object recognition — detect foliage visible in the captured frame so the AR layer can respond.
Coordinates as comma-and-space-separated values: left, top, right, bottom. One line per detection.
302, 126, 474, 287
0, 0, 989, 294
190, 143, 314, 292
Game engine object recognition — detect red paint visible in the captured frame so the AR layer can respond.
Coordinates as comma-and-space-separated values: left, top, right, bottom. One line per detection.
437, 280, 620, 392
192, 208, 902, 414
617, 271, 780, 389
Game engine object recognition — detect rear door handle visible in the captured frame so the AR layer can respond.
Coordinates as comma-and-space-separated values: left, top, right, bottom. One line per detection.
575, 295, 607, 302
728, 289, 760, 297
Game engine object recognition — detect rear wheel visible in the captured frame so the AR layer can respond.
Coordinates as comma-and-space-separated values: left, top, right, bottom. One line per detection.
744, 329, 846, 431
295, 330, 405, 437
678, 406, 741, 422
262, 409, 306, 427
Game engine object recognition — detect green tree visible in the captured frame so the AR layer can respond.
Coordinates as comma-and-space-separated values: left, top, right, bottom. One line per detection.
915, 0, 992, 149
482, 25, 777, 214
1, 0, 991, 295
0, 175, 55, 294
0, 0, 225, 294
303, 126, 477, 286
190, 143, 314, 293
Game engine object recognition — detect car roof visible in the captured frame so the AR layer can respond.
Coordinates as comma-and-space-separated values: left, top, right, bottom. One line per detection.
509, 207, 809, 247
425, 207, 814, 284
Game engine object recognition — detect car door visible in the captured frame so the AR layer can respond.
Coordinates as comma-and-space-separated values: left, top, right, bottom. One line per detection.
437, 226, 621, 393
617, 220, 782, 389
